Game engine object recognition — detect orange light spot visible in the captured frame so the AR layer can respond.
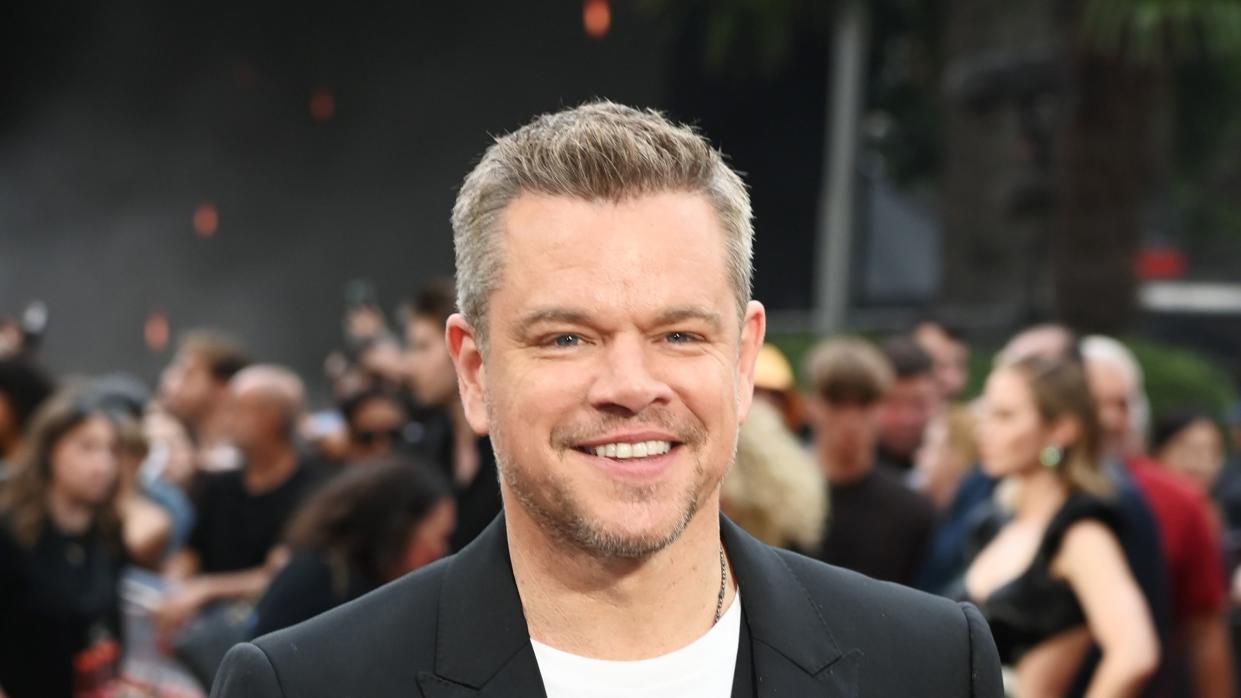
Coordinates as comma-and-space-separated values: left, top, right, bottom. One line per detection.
193, 202, 218, 238
145, 312, 170, 352
583, 0, 610, 39
309, 87, 335, 122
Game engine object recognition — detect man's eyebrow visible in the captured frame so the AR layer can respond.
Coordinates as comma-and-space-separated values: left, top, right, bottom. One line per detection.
653, 306, 723, 330
516, 307, 595, 329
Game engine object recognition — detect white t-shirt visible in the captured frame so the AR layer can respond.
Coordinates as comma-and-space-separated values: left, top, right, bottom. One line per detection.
531, 593, 741, 698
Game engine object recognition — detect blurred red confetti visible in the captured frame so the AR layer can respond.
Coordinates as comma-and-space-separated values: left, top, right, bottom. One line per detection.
309, 87, 336, 122
145, 312, 170, 352
193, 202, 219, 238
583, 0, 610, 39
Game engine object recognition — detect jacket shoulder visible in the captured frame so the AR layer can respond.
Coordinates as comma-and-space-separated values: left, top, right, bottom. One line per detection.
768, 547, 1002, 696
236, 557, 450, 697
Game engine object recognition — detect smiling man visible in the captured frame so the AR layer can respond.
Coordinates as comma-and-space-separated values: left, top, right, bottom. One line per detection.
211, 102, 1001, 697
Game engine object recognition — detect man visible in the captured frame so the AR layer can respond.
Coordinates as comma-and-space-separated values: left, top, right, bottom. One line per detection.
913, 319, 971, 403
403, 279, 503, 551
158, 331, 249, 471
874, 336, 938, 472
804, 337, 935, 585
1083, 335, 1233, 698
213, 102, 1001, 697
157, 365, 322, 634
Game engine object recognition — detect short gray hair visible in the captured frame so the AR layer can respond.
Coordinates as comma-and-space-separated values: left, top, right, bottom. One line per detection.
451, 101, 753, 346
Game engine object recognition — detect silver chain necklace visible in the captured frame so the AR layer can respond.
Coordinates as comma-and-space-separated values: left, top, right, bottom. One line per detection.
713, 546, 728, 625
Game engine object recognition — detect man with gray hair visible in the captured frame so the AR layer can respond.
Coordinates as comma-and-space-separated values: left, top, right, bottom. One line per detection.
213, 101, 1001, 697
1083, 336, 1233, 697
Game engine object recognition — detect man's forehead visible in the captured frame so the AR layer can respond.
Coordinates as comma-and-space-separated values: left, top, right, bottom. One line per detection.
492, 192, 733, 309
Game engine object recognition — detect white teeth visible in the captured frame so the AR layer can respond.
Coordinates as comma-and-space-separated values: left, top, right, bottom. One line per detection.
587, 440, 673, 459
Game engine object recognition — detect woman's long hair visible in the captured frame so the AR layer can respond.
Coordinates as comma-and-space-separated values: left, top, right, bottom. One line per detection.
0, 389, 123, 548
1006, 355, 1113, 498
283, 456, 451, 585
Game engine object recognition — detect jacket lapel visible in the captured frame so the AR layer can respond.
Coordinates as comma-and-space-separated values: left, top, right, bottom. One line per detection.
417, 516, 548, 698
722, 516, 859, 697
419, 514, 860, 698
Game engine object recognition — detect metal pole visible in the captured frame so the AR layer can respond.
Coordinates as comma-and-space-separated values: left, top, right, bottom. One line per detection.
815, 0, 869, 334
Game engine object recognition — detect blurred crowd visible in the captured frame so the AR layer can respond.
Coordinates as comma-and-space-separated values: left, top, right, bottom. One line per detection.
2, 289, 1240, 697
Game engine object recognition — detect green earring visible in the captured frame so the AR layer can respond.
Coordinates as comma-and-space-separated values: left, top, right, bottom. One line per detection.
1040, 445, 1064, 469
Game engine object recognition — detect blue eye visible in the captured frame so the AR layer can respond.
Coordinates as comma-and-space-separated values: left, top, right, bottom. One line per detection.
553, 334, 580, 347
666, 332, 694, 344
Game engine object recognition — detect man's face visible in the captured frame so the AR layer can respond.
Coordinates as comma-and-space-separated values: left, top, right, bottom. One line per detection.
405, 316, 458, 406
449, 192, 765, 558
808, 397, 879, 465
159, 351, 219, 422
224, 386, 283, 456
876, 374, 937, 459
915, 325, 969, 401
1086, 359, 1132, 457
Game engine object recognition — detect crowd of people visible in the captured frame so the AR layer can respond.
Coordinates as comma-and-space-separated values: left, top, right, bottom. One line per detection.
3, 98, 1241, 697
729, 322, 1241, 697
2, 287, 1240, 697
0, 288, 493, 697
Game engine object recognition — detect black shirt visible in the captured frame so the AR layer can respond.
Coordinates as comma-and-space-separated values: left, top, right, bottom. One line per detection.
0, 516, 124, 698
814, 467, 936, 585
188, 461, 322, 574
409, 410, 502, 552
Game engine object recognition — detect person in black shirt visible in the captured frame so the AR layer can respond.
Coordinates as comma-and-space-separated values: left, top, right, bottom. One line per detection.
0, 389, 125, 698
251, 456, 454, 637
874, 336, 940, 473
157, 365, 321, 636
804, 337, 936, 585
0, 357, 54, 480
403, 281, 501, 551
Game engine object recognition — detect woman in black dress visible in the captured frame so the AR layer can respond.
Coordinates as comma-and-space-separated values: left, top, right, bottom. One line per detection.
0, 390, 126, 698
966, 355, 1159, 697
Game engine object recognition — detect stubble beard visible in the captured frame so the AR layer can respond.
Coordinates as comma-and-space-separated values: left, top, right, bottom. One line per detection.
492, 407, 728, 560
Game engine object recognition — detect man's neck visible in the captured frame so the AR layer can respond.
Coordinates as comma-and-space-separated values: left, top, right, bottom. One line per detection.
506, 497, 735, 661
46, 488, 94, 535
242, 442, 298, 493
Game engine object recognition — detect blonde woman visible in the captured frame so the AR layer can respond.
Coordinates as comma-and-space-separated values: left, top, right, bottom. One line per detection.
965, 355, 1158, 697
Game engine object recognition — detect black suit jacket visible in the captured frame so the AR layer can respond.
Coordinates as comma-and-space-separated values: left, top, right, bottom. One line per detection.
212, 515, 1002, 697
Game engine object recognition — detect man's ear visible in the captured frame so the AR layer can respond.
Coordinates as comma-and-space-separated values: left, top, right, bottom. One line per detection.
736, 300, 767, 423
445, 313, 490, 436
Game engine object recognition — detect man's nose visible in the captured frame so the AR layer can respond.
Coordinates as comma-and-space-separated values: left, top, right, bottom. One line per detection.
587, 336, 674, 415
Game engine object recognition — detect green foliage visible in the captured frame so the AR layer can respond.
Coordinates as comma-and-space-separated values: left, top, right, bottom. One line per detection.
1127, 337, 1238, 419
959, 337, 1238, 419
1084, 0, 1241, 63
765, 330, 824, 387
